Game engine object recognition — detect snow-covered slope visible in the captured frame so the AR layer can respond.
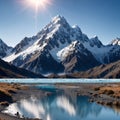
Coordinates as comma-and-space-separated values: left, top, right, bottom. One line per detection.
60, 41, 100, 72
0, 39, 13, 58
4, 15, 82, 62
3, 15, 120, 74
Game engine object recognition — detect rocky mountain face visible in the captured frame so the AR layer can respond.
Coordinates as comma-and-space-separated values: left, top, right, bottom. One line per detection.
61, 41, 100, 72
0, 59, 44, 78
2, 15, 120, 74
0, 39, 13, 58
57, 60, 120, 78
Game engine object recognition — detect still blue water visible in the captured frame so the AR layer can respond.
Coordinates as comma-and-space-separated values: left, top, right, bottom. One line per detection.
3, 84, 120, 120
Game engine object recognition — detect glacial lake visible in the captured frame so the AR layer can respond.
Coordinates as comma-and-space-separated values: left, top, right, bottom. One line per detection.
3, 84, 120, 120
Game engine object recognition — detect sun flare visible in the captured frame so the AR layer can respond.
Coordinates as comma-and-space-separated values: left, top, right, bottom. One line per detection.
25, 0, 51, 11
20, 0, 53, 31
29, 0, 47, 8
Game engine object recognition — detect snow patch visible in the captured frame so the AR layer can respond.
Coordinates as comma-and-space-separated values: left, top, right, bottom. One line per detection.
49, 41, 71, 62
3, 40, 47, 62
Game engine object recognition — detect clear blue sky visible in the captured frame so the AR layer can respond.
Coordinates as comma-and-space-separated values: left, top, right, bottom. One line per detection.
0, 0, 120, 47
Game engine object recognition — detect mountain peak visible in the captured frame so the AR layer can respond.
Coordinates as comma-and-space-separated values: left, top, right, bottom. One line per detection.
0, 38, 13, 58
90, 36, 103, 48
72, 25, 81, 31
72, 25, 82, 34
52, 15, 65, 22
0, 38, 4, 44
93, 35, 98, 39
0, 38, 8, 46
0, 38, 13, 48
51, 15, 68, 26
72, 25, 79, 29
111, 38, 120, 45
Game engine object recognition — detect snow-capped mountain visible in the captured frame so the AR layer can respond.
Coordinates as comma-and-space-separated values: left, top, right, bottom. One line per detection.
61, 41, 100, 72
101, 38, 120, 64
111, 38, 120, 46
3, 15, 120, 74
0, 39, 13, 58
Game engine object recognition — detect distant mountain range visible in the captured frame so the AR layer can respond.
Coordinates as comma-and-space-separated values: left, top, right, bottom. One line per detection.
49, 59, 120, 78
1, 15, 120, 78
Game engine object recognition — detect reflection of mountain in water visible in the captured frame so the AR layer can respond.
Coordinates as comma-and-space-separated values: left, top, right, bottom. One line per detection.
4, 92, 103, 120
77, 96, 102, 118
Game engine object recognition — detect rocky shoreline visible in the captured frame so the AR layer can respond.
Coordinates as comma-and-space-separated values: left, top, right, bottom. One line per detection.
56, 83, 120, 110
0, 83, 120, 120
89, 84, 120, 107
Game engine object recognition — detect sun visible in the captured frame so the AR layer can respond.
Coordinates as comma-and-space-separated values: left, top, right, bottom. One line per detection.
20, 0, 53, 31
25, 0, 51, 11
20, 0, 53, 14
29, 0, 47, 8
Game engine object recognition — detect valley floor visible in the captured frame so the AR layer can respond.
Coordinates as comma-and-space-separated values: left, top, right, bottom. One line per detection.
0, 83, 120, 120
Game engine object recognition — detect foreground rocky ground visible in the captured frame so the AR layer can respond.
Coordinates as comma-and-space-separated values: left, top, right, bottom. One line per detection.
0, 83, 120, 120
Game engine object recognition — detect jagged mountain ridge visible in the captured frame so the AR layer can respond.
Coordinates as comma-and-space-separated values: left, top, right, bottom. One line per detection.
3, 15, 120, 74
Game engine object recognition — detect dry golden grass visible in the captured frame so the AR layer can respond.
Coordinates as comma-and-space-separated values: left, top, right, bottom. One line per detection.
0, 83, 28, 104
0, 83, 20, 96
95, 84, 120, 97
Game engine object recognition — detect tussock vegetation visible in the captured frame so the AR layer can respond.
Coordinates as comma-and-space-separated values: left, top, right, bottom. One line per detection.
0, 83, 25, 104
95, 84, 120, 97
